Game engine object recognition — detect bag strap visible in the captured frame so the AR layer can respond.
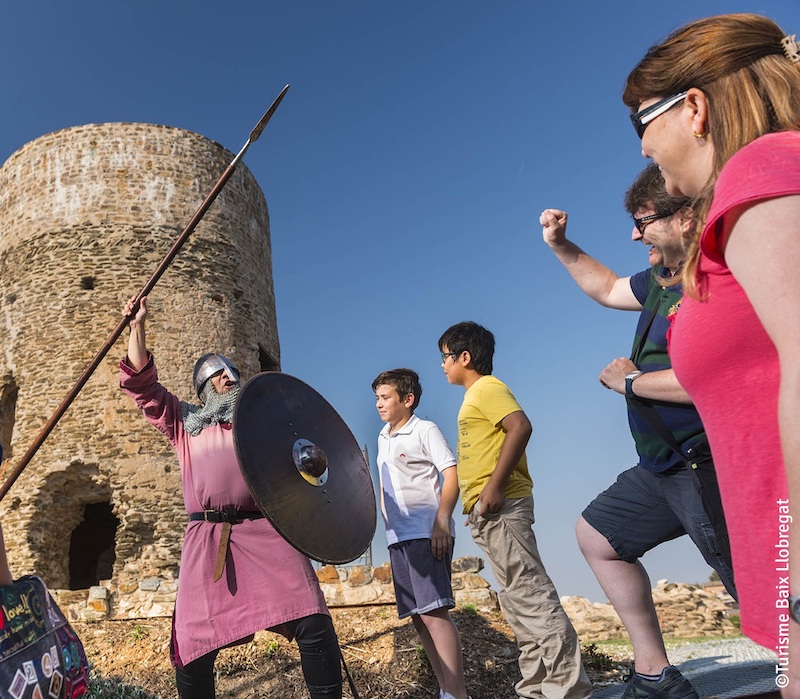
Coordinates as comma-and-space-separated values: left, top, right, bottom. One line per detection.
630, 269, 662, 365
628, 270, 690, 463
629, 398, 688, 463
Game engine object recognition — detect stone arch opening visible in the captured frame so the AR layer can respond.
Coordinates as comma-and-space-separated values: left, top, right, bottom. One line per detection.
29, 462, 116, 588
259, 345, 279, 372
69, 501, 119, 590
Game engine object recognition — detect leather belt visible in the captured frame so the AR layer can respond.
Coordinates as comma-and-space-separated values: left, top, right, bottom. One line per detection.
189, 509, 264, 523
189, 507, 265, 582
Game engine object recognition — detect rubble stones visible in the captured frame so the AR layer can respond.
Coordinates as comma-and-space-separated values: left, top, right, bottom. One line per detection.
560, 579, 739, 640
50, 558, 736, 642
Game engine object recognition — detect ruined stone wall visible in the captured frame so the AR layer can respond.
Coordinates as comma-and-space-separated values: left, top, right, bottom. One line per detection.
316, 557, 498, 612
55, 556, 499, 622
0, 123, 279, 610
561, 580, 740, 640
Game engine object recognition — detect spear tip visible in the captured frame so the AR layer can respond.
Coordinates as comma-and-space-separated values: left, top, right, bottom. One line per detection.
249, 85, 290, 143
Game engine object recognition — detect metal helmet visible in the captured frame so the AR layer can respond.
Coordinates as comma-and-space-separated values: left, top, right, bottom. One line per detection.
193, 353, 240, 398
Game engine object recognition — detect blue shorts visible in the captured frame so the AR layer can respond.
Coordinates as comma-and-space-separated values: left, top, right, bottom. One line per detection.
582, 464, 735, 596
388, 538, 455, 619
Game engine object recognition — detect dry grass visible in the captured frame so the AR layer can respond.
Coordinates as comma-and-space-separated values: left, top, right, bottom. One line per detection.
75, 606, 631, 698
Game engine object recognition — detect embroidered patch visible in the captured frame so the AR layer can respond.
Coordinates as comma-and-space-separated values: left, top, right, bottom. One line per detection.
9, 668, 27, 699
48, 670, 62, 698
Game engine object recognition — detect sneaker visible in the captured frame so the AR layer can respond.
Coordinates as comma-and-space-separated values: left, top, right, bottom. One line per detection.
621, 666, 699, 698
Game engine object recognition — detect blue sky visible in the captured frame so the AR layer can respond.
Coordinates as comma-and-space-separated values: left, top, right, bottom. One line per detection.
3, 1, 799, 601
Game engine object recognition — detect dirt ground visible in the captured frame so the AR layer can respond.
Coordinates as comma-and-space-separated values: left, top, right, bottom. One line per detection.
74, 605, 631, 698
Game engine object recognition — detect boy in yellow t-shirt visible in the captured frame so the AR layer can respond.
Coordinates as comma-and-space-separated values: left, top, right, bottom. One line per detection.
438, 321, 592, 699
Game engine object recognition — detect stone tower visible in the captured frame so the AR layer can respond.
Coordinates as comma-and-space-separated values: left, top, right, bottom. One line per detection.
0, 122, 280, 617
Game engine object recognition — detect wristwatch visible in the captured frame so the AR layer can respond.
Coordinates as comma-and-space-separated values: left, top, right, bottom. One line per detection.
790, 595, 800, 624
625, 370, 643, 397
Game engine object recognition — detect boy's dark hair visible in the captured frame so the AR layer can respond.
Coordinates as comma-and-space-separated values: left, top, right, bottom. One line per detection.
371, 368, 422, 410
624, 163, 692, 218
438, 321, 494, 376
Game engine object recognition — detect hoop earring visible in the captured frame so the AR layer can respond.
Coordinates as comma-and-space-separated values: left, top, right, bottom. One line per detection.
693, 130, 706, 139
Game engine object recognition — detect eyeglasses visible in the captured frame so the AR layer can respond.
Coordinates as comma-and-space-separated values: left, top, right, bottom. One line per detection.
440, 352, 458, 362
630, 92, 688, 138
633, 211, 675, 234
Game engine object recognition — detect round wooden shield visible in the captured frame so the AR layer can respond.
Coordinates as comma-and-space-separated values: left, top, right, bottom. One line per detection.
233, 372, 376, 564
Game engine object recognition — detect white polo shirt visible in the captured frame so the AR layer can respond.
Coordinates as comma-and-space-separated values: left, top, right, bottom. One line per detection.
377, 414, 457, 545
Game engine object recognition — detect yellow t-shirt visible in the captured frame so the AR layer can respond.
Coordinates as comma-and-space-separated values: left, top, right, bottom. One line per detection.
457, 375, 533, 513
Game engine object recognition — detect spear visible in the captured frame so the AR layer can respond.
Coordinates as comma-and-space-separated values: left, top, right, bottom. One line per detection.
0, 84, 290, 502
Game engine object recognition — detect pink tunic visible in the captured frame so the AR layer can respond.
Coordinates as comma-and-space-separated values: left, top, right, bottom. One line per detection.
669, 131, 800, 649
120, 355, 329, 666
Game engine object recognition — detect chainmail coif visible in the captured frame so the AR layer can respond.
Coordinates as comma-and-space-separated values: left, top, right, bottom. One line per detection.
181, 381, 241, 436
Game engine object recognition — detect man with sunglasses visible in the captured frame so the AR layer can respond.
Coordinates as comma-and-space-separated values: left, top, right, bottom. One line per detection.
540, 164, 735, 699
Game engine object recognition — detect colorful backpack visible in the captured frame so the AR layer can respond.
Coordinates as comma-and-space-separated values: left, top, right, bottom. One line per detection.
0, 575, 89, 699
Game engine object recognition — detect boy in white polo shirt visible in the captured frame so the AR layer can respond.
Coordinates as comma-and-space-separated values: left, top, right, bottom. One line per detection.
372, 368, 470, 699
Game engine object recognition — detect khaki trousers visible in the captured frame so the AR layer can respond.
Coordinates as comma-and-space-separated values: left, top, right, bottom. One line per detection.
469, 497, 593, 699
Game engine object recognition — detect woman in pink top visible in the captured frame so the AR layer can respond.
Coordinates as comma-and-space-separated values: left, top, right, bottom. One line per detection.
120, 297, 342, 699
621, 14, 800, 698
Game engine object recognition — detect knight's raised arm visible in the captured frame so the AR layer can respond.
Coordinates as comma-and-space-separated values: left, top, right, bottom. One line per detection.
123, 296, 149, 372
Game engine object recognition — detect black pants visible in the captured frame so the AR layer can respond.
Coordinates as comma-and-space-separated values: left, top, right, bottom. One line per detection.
175, 613, 342, 699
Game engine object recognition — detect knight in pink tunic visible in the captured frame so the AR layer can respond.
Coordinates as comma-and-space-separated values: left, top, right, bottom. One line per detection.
119, 296, 343, 699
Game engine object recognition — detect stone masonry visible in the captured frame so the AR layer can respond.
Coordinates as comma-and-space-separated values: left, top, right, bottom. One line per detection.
561, 580, 740, 640
51, 555, 498, 622
315, 556, 498, 611
0, 122, 279, 616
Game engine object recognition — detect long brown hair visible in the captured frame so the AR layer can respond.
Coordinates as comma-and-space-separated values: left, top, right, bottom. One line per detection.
623, 14, 800, 296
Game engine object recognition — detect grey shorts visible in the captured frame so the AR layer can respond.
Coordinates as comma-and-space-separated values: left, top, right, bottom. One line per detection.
388, 538, 455, 618
583, 464, 723, 565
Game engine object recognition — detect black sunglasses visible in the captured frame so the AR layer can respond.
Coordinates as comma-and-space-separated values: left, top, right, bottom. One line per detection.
630, 92, 688, 138
633, 211, 676, 234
